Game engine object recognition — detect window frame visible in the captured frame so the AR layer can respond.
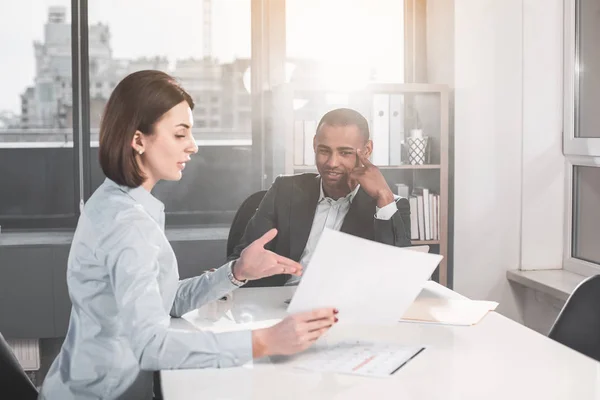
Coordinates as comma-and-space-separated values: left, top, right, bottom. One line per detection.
563, 0, 600, 275
0, 0, 85, 231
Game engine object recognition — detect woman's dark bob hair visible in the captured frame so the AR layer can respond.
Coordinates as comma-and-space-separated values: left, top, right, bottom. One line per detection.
99, 70, 194, 188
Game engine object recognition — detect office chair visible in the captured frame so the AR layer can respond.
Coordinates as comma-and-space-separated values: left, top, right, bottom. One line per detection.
226, 190, 267, 258
548, 274, 600, 362
0, 332, 38, 400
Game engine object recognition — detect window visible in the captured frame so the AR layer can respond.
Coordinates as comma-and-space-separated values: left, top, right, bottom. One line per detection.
0, 2, 77, 230
88, 0, 254, 226
284, 0, 405, 135
280, 0, 405, 176
564, 0, 600, 274
0, 0, 405, 231
572, 166, 600, 265
286, 0, 404, 88
574, 0, 600, 139
242, 0, 407, 182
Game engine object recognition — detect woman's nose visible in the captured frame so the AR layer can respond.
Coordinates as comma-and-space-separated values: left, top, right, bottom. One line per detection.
187, 137, 198, 154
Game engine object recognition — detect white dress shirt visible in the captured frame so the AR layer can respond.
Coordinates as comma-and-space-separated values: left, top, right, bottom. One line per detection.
40, 179, 250, 400
286, 182, 398, 285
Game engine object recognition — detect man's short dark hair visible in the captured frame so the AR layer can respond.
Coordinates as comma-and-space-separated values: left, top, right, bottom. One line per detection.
316, 108, 370, 141
99, 70, 194, 188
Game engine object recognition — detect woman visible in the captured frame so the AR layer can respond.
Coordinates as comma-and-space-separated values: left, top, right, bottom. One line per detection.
39, 70, 337, 400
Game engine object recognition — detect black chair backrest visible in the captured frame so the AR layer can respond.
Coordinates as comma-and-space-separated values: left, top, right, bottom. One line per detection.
548, 274, 600, 362
226, 190, 267, 258
0, 333, 38, 399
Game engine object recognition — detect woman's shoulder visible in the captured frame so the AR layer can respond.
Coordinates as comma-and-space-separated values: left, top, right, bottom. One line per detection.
82, 183, 160, 238
85, 183, 142, 219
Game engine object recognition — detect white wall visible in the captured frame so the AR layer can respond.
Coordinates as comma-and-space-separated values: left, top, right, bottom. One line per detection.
521, 0, 564, 270
454, 0, 524, 320
451, 0, 564, 322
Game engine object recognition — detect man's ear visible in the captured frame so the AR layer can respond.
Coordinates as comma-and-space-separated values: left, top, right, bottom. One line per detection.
131, 131, 145, 155
363, 140, 374, 159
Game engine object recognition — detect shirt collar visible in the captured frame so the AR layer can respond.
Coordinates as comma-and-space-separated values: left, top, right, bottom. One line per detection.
104, 178, 165, 223
318, 178, 360, 204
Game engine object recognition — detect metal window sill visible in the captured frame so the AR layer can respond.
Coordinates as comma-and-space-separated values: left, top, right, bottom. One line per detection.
0, 226, 230, 247
507, 269, 588, 302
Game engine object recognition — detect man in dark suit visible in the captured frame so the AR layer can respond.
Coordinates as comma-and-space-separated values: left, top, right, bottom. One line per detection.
229, 108, 411, 287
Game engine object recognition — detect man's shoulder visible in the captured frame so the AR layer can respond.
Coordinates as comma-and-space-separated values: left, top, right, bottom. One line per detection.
273, 173, 319, 189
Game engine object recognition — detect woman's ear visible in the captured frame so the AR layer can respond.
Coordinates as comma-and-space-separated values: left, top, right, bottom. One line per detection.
131, 131, 145, 155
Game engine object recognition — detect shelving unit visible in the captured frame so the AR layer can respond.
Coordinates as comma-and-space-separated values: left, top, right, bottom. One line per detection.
270, 83, 450, 286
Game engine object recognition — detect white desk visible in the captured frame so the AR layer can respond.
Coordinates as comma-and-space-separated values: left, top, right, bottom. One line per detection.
163, 282, 600, 399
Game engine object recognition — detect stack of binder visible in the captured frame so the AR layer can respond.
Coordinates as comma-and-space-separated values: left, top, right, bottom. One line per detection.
371, 94, 405, 166
408, 187, 440, 241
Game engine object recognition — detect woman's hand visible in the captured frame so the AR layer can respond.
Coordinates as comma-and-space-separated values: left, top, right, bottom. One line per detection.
234, 229, 303, 281
251, 308, 338, 357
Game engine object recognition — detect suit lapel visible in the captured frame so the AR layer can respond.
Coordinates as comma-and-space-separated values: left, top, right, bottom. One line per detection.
289, 175, 321, 261
341, 188, 375, 240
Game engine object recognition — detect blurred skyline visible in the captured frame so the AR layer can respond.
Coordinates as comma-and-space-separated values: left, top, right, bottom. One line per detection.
0, 0, 403, 113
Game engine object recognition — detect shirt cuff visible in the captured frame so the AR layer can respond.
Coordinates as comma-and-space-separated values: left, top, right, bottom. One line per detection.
374, 197, 399, 220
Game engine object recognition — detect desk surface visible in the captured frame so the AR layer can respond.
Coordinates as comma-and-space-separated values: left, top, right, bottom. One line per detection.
163, 282, 600, 400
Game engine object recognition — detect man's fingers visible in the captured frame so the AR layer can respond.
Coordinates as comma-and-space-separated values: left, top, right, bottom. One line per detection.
350, 167, 366, 176
357, 149, 374, 167
253, 228, 278, 247
349, 169, 366, 185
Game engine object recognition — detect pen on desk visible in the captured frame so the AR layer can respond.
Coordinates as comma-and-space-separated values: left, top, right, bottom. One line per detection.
390, 347, 426, 375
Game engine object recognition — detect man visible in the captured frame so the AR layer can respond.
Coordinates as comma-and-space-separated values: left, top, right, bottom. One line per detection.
229, 108, 411, 287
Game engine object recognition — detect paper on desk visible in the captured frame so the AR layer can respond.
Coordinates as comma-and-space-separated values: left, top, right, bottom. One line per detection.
401, 298, 498, 326
287, 229, 443, 324
289, 341, 425, 378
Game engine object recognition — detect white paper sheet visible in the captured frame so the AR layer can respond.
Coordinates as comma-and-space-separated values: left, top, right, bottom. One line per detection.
401, 298, 498, 326
287, 229, 443, 324
290, 341, 425, 378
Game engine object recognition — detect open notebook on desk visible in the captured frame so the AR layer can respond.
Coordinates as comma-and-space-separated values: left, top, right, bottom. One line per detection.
400, 298, 498, 326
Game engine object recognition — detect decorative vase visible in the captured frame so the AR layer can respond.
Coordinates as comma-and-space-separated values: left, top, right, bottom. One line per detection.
406, 129, 429, 165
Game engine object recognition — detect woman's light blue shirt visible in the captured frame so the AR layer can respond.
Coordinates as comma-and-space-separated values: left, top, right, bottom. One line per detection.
39, 179, 251, 399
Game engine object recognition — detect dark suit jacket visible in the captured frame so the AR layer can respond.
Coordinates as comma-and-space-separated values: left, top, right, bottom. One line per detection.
229, 173, 412, 287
